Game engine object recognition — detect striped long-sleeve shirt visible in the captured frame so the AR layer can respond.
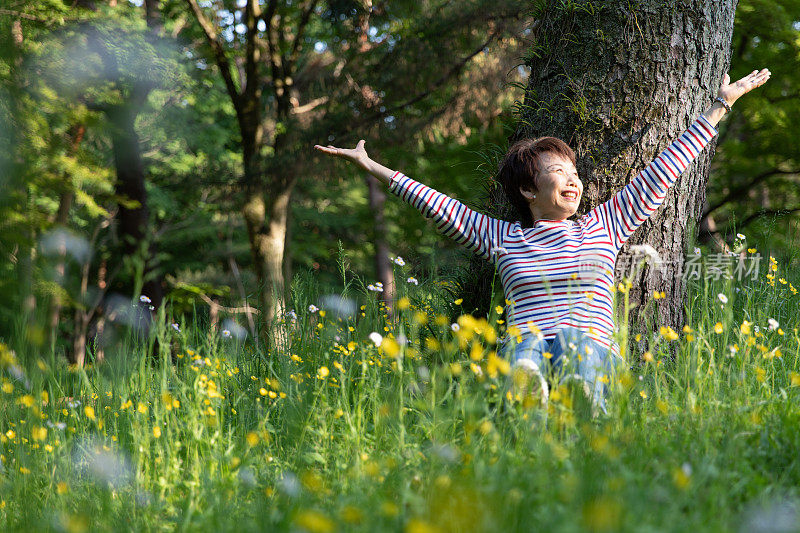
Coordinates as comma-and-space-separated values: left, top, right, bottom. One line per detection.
388, 115, 718, 349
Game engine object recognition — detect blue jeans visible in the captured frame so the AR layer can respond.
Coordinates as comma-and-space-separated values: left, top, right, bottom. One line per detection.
498, 327, 624, 414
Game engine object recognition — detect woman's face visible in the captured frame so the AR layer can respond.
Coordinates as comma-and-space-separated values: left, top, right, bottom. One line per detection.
519, 151, 583, 222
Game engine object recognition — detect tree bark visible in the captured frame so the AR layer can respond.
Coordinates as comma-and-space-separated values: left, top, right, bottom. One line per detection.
243, 178, 295, 338
366, 176, 395, 314
474, 0, 736, 334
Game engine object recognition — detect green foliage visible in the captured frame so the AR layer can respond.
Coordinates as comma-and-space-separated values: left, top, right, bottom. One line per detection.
706, 0, 800, 249
1, 253, 800, 530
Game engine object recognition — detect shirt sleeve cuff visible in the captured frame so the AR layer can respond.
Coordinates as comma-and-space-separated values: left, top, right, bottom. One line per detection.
388, 171, 404, 192
697, 114, 719, 139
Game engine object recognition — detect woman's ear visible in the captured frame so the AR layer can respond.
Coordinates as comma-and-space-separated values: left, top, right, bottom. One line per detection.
519, 186, 537, 201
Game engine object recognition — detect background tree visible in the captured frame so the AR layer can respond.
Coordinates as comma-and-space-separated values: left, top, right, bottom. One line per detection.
461, 0, 737, 336
178, 0, 528, 341
700, 0, 800, 251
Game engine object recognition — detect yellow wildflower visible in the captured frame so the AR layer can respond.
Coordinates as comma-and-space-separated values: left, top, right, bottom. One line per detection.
31, 426, 47, 441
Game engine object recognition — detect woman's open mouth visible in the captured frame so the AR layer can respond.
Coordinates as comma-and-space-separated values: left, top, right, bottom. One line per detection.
561, 190, 579, 201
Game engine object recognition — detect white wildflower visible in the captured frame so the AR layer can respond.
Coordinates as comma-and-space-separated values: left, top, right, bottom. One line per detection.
693, 247, 701, 255
451, 323, 460, 332
139, 295, 151, 304
367, 283, 384, 293
308, 304, 319, 313
630, 244, 662, 264
368, 332, 383, 347
392, 256, 406, 266
717, 293, 728, 304
407, 277, 419, 285
171, 323, 181, 333
222, 330, 231, 338
736, 233, 746, 240
768, 318, 779, 331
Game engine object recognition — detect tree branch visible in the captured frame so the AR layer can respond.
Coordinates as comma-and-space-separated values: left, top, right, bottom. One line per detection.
704, 168, 800, 217
291, 95, 329, 115
263, 0, 283, 95
0, 8, 70, 22
353, 27, 503, 130
287, 0, 319, 74
183, 0, 241, 109
243, 0, 262, 100
721, 207, 800, 233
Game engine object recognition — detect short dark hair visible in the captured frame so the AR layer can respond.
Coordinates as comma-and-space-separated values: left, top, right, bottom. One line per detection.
496, 137, 576, 227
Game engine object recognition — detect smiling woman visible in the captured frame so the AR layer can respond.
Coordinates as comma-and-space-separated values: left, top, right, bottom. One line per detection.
314, 68, 771, 414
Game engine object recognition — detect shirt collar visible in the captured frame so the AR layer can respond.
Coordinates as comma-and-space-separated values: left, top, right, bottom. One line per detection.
533, 218, 573, 228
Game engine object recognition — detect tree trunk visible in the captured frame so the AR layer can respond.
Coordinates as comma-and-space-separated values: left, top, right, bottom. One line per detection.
366, 176, 395, 315
243, 180, 295, 343
476, 0, 736, 334
107, 103, 163, 307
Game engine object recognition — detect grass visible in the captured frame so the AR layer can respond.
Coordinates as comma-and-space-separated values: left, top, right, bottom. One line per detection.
1, 249, 799, 532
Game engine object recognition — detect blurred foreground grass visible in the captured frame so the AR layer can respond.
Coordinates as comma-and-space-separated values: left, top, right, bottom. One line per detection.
1, 251, 800, 532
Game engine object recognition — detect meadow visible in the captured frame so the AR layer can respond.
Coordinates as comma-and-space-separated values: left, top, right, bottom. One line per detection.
1, 247, 799, 533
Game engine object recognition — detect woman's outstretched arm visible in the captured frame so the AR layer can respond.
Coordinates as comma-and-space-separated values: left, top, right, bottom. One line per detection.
314, 140, 396, 185
590, 68, 771, 249
314, 141, 510, 263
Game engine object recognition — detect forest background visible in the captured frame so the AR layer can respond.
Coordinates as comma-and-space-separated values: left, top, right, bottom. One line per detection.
0, 0, 799, 359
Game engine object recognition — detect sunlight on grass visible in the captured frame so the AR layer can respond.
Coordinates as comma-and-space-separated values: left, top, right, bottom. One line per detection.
1, 251, 799, 531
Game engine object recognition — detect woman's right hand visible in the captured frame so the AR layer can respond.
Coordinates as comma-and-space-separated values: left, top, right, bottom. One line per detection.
314, 139, 371, 171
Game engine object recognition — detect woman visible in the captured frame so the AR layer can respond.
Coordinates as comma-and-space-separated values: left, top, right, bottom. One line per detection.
315, 69, 771, 413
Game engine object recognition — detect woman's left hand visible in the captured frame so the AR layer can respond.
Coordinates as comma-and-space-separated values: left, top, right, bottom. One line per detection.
719, 68, 771, 106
